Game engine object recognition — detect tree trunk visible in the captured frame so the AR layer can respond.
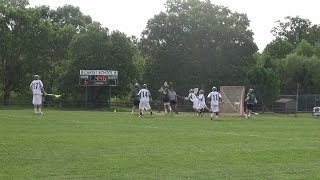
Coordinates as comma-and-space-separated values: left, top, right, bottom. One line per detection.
3, 77, 13, 106
3, 88, 11, 106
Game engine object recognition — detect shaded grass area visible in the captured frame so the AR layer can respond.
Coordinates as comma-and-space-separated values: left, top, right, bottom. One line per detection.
1, 109, 320, 179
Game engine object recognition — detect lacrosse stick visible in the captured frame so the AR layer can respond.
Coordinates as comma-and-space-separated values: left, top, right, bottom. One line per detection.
46, 94, 61, 98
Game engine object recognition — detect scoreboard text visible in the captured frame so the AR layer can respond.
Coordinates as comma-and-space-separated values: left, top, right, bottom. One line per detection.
79, 70, 118, 86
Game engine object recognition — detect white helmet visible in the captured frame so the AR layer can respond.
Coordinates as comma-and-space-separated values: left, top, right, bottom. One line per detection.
143, 84, 147, 88
212, 86, 217, 91
135, 83, 140, 87
249, 88, 254, 93
189, 89, 194, 93
34, 75, 40, 79
199, 90, 204, 94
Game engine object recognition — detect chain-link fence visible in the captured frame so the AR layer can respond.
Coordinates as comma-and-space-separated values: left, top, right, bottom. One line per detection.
265, 94, 320, 112
1, 93, 320, 113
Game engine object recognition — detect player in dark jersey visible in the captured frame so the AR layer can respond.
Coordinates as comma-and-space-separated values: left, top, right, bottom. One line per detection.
131, 83, 141, 114
245, 88, 257, 118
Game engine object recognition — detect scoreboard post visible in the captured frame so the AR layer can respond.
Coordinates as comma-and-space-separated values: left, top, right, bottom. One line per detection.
79, 70, 118, 108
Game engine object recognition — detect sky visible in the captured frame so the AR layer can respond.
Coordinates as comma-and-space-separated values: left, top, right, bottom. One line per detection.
29, 0, 320, 52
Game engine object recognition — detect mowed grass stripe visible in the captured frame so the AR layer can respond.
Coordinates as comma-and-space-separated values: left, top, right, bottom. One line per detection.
0, 109, 320, 179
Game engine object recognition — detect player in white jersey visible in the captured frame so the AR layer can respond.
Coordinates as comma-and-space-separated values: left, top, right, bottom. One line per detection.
137, 84, 153, 117
29, 75, 47, 114
207, 86, 222, 120
198, 90, 211, 115
187, 89, 201, 116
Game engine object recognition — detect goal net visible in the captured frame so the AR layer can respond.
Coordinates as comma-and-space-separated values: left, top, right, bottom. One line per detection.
219, 86, 245, 116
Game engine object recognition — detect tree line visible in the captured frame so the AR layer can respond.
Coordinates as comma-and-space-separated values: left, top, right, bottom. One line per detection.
1, 0, 320, 107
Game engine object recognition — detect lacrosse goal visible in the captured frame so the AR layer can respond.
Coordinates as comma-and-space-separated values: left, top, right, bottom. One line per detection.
219, 86, 245, 116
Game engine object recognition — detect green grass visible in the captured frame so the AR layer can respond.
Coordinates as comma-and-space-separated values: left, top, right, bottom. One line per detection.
1, 109, 320, 179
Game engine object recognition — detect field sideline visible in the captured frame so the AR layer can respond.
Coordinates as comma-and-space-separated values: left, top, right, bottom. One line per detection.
1, 109, 320, 179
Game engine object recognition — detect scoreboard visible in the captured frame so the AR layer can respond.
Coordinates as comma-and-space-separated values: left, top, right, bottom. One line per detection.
79, 70, 118, 86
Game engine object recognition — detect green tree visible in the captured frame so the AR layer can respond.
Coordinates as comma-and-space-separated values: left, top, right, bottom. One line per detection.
61, 23, 137, 106
296, 39, 315, 57
304, 24, 320, 46
109, 31, 138, 96
0, 0, 29, 8
48, 4, 92, 31
140, 0, 257, 97
263, 38, 294, 59
46, 5, 93, 97
0, 1, 54, 105
281, 54, 320, 94
315, 43, 320, 57
271, 16, 311, 46
247, 66, 280, 106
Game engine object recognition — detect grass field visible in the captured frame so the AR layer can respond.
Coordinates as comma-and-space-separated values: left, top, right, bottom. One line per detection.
1, 109, 320, 179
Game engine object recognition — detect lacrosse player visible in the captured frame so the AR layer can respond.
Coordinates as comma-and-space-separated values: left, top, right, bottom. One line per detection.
29, 75, 47, 114
131, 83, 141, 114
137, 84, 153, 117
169, 87, 179, 114
207, 86, 222, 120
245, 88, 257, 118
187, 89, 201, 116
162, 83, 172, 113
198, 90, 211, 115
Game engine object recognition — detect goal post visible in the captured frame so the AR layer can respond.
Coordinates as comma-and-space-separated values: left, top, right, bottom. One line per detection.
219, 86, 245, 116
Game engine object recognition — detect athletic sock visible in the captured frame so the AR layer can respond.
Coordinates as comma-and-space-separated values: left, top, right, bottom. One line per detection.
34, 108, 37, 114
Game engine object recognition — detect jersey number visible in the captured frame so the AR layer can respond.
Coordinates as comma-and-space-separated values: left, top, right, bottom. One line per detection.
33, 82, 40, 90
141, 92, 148, 97
212, 94, 219, 101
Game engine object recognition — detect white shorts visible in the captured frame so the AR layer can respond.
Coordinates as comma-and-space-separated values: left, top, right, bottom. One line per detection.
211, 105, 219, 113
32, 94, 42, 105
199, 103, 208, 109
163, 102, 170, 106
192, 102, 200, 110
139, 101, 151, 110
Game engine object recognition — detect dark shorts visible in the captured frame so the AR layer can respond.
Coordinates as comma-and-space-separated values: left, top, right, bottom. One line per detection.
163, 97, 170, 103
170, 100, 177, 105
133, 100, 140, 106
246, 104, 254, 110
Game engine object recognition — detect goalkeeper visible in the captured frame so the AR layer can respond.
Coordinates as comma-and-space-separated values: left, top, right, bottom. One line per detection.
245, 88, 257, 118
131, 83, 141, 114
